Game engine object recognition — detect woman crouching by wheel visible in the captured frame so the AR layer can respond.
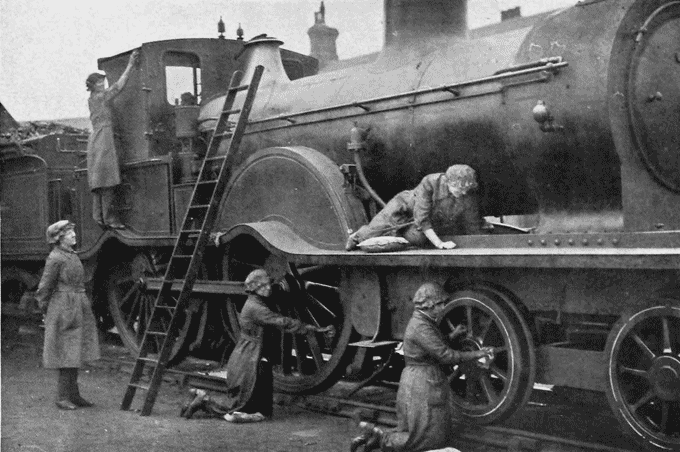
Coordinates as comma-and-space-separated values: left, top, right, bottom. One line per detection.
351, 282, 493, 452
181, 269, 335, 422
36, 221, 100, 410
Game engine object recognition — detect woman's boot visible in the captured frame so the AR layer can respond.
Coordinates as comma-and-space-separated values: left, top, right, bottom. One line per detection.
55, 369, 76, 410
68, 368, 94, 407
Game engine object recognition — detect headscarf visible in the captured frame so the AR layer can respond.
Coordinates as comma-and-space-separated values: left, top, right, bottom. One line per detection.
85, 72, 106, 91
46, 220, 75, 245
244, 269, 271, 294
412, 282, 448, 310
445, 164, 478, 191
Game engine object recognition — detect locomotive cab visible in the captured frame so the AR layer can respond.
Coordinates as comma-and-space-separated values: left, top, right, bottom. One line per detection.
87, 38, 318, 237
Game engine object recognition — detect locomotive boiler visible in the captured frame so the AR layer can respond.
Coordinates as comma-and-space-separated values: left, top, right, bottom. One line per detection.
2, 0, 679, 450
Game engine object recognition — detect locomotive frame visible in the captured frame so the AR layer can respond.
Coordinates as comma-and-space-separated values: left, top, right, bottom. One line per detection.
2, 1, 680, 450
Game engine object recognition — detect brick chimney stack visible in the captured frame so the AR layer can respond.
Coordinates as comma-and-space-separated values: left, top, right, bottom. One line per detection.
307, 1, 339, 69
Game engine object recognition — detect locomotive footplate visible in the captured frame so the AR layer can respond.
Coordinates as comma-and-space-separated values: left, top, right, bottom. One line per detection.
218, 221, 680, 270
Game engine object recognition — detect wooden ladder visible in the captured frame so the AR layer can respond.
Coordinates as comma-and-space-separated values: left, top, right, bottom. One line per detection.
120, 65, 264, 416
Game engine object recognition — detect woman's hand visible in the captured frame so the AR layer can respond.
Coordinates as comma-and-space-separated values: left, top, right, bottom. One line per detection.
128, 49, 140, 67
424, 228, 456, 249
438, 241, 456, 249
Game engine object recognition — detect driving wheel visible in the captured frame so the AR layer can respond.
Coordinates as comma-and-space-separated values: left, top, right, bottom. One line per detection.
439, 288, 535, 424
605, 304, 680, 451
104, 250, 198, 364
223, 238, 354, 394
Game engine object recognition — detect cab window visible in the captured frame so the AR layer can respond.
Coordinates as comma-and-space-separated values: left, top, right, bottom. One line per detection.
164, 51, 201, 106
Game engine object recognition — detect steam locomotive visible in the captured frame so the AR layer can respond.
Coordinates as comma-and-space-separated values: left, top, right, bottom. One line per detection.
2, 0, 679, 449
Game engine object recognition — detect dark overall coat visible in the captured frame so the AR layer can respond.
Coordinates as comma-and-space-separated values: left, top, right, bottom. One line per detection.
381, 309, 465, 452
36, 246, 100, 369
205, 294, 308, 416
353, 173, 484, 246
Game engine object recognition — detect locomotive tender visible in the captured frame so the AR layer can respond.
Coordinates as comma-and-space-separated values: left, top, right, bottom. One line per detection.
2, 0, 679, 449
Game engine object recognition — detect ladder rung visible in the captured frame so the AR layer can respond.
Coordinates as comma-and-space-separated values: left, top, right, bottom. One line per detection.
171, 254, 194, 260
137, 356, 159, 364
204, 156, 225, 162
222, 108, 241, 115
153, 305, 176, 311
180, 229, 201, 235
163, 278, 186, 285
213, 131, 233, 138
145, 330, 168, 337
229, 84, 249, 92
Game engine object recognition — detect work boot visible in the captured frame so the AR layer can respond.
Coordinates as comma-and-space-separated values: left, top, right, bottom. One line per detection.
181, 389, 207, 419
67, 368, 94, 407
56, 369, 77, 410
350, 435, 368, 452
358, 422, 383, 451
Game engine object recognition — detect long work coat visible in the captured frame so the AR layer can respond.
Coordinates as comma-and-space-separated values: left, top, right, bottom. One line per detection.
36, 246, 100, 369
381, 309, 464, 452
353, 173, 484, 246
87, 83, 124, 189
205, 294, 308, 416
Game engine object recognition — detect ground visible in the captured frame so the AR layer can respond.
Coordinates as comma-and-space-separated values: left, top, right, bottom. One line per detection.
1, 325, 358, 452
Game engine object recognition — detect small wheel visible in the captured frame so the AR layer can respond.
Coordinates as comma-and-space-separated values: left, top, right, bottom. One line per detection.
605, 304, 680, 451
223, 238, 354, 394
104, 251, 197, 364
439, 288, 535, 424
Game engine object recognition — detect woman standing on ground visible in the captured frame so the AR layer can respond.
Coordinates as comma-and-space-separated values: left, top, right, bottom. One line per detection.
36, 220, 100, 410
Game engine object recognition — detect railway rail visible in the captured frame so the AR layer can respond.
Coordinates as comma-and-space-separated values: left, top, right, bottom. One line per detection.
101, 350, 638, 452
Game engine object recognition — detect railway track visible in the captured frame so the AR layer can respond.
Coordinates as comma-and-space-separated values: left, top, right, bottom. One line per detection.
99, 349, 638, 452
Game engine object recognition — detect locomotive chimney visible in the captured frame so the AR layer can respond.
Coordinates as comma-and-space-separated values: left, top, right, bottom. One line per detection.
384, 0, 468, 47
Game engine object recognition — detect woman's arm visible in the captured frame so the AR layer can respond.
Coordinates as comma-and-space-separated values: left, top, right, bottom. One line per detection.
35, 255, 62, 311
106, 49, 139, 99
413, 175, 457, 249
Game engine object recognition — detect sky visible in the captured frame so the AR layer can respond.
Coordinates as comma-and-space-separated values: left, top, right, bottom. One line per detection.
0, 0, 577, 122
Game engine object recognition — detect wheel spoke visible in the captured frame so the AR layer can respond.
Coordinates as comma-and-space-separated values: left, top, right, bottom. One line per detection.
466, 305, 474, 337
490, 365, 508, 382
306, 293, 337, 319
306, 332, 324, 370
478, 316, 493, 343
632, 333, 657, 361
120, 280, 142, 307
465, 377, 475, 401
480, 374, 498, 405
304, 281, 339, 292
660, 401, 670, 433
662, 317, 672, 354
631, 390, 655, 412
620, 365, 649, 380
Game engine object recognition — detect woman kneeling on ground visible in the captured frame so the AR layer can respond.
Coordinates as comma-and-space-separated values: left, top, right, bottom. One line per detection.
350, 282, 493, 452
181, 269, 334, 422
